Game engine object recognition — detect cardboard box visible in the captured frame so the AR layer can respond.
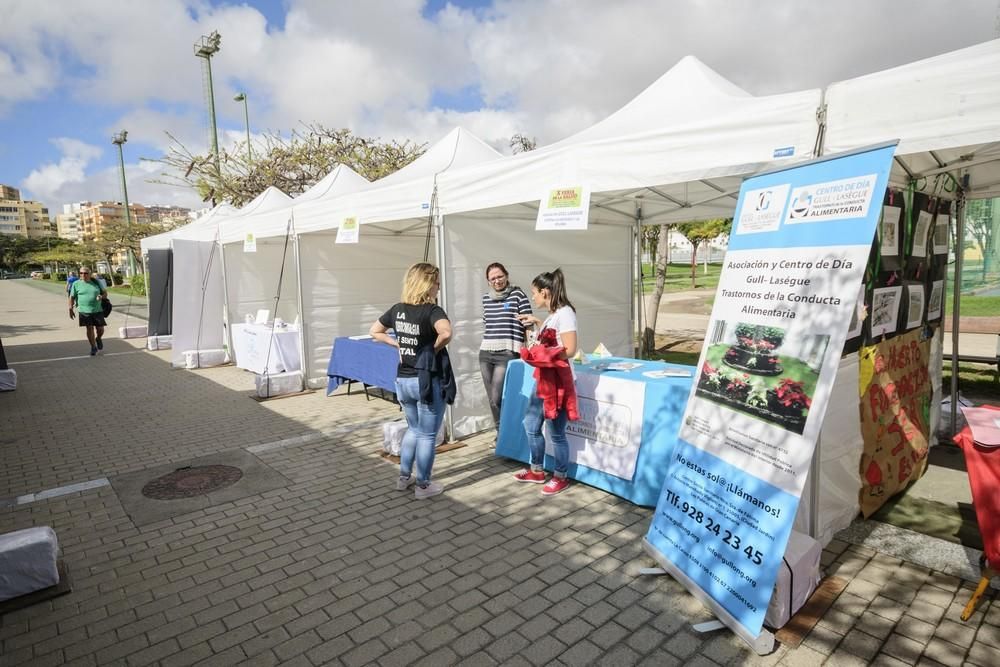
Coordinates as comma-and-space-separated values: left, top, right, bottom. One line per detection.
119, 325, 148, 339
765, 530, 822, 629
183, 349, 227, 369
255, 371, 303, 398
0, 527, 60, 601
146, 335, 172, 350
383, 420, 407, 456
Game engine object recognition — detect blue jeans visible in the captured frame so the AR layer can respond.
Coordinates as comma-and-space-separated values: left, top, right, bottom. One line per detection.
395, 376, 445, 485
523, 394, 569, 478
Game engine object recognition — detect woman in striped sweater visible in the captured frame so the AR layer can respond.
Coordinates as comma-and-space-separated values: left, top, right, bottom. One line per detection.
480, 262, 532, 435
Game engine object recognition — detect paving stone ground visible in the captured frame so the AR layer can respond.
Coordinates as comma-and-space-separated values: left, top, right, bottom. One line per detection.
1, 279, 998, 666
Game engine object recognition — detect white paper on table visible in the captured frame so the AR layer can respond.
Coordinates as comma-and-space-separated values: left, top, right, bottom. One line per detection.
606, 362, 642, 371
643, 369, 692, 379
960, 407, 1000, 447
255, 309, 270, 325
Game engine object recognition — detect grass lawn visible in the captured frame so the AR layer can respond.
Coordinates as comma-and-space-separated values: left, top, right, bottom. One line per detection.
640, 262, 722, 293
943, 361, 1000, 402
648, 350, 702, 366
106, 284, 146, 299
944, 294, 1000, 318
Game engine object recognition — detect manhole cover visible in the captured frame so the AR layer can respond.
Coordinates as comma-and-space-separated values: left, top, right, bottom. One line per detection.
141, 465, 243, 500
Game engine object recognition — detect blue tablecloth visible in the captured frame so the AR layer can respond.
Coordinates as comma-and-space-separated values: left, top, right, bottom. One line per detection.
326, 337, 399, 396
496, 357, 694, 506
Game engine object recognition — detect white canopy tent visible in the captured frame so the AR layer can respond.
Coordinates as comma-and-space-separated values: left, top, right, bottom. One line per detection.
798, 37, 1000, 545
216, 166, 373, 382
140, 204, 237, 339
437, 57, 822, 437
171, 187, 291, 367
273, 128, 504, 389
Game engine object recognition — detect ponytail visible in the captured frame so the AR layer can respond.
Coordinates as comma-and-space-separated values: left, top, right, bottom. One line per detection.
532, 268, 575, 312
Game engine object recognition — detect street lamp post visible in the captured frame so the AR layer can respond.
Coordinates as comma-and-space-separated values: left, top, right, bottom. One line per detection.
234, 92, 252, 164
112, 130, 138, 279
194, 31, 222, 182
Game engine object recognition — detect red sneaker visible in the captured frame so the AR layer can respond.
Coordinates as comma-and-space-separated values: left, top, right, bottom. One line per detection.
514, 469, 546, 484
541, 477, 570, 496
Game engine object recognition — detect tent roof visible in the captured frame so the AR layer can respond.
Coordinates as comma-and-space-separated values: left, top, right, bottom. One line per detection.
215, 165, 373, 242
255, 127, 503, 239
213, 186, 297, 243
438, 56, 822, 223
824, 38, 1000, 199
552, 56, 752, 146
234, 186, 293, 215
294, 164, 371, 204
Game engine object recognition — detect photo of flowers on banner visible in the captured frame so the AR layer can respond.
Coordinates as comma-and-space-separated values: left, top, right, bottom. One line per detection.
858, 328, 931, 517
694, 322, 829, 435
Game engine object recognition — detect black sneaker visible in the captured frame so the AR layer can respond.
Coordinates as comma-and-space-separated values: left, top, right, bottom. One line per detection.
96, 337, 103, 350
90, 346, 98, 356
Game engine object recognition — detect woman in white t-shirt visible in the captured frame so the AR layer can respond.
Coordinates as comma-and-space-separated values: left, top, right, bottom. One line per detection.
513, 268, 577, 496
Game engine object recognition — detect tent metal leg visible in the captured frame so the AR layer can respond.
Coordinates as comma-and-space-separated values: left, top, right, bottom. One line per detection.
291, 214, 307, 392
950, 189, 966, 434
218, 239, 235, 362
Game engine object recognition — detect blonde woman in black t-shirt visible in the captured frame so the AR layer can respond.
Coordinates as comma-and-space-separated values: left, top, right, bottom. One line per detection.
370, 263, 453, 499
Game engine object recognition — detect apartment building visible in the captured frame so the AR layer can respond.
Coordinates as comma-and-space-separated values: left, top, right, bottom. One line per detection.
55, 203, 86, 242
144, 205, 191, 230
0, 184, 53, 238
76, 201, 149, 241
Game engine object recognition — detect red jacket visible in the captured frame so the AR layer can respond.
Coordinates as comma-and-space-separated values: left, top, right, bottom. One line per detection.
520, 330, 579, 421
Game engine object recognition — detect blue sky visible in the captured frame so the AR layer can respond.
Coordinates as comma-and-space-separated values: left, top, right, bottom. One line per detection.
1, 0, 994, 213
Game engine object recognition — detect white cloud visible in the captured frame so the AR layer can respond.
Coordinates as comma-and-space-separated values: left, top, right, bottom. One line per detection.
21, 135, 201, 210
5, 0, 997, 207
21, 138, 103, 201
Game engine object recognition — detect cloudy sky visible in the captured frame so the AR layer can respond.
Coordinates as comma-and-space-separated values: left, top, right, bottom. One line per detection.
1, 0, 995, 214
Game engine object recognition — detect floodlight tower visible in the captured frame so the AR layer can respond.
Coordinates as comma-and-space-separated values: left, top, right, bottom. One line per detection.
112, 130, 138, 278
194, 31, 222, 178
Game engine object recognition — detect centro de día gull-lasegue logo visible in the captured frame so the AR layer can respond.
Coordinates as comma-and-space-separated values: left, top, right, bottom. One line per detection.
789, 190, 813, 218
736, 183, 789, 234
756, 190, 772, 212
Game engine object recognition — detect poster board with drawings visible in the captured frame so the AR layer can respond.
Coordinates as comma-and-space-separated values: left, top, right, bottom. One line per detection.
870, 286, 902, 338
878, 189, 904, 272
904, 282, 924, 330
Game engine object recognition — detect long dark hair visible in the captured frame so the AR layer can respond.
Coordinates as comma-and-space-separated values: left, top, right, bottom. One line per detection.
532, 268, 574, 312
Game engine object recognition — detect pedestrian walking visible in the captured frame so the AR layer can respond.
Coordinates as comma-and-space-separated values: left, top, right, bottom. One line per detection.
68, 267, 108, 356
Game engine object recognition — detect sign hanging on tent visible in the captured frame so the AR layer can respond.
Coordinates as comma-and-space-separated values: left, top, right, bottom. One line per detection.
643, 142, 896, 653
243, 232, 257, 253
536, 186, 590, 231
336, 216, 360, 244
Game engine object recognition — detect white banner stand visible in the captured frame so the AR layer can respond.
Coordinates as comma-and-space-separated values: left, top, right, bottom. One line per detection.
641, 539, 776, 655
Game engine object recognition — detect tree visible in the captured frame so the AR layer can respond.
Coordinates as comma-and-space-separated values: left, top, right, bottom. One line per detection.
640, 223, 672, 356
83, 217, 163, 276
149, 124, 426, 207
510, 133, 537, 154
25, 247, 91, 272
677, 218, 731, 288
0, 236, 71, 271
965, 198, 996, 281
641, 224, 661, 272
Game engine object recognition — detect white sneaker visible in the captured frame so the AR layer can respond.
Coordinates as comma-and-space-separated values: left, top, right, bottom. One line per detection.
396, 475, 415, 491
414, 481, 444, 499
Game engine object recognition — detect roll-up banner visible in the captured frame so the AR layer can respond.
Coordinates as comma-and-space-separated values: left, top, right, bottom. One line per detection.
643, 142, 897, 652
